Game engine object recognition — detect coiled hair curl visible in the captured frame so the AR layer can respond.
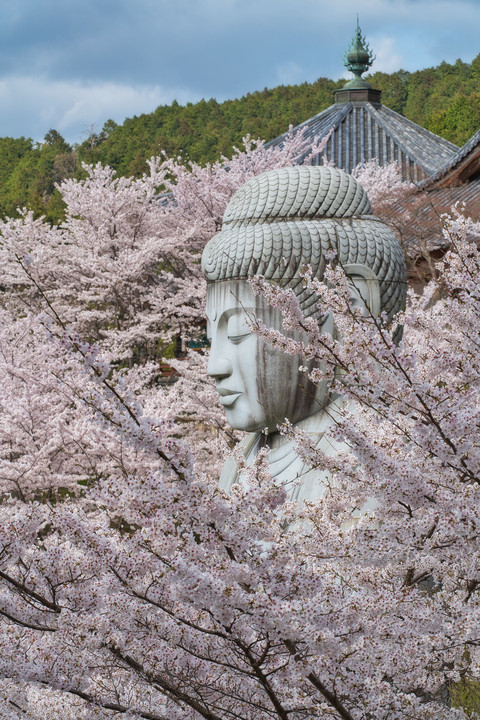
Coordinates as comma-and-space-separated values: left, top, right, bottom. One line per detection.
202, 166, 406, 321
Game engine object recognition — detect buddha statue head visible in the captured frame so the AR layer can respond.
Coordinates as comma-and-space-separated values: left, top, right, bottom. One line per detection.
202, 166, 406, 434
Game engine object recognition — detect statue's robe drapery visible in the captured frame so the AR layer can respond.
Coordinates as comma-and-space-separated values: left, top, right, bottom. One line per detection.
220, 395, 351, 505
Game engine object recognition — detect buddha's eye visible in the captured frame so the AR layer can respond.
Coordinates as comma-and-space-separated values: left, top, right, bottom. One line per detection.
227, 312, 251, 343
228, 333, 250, 344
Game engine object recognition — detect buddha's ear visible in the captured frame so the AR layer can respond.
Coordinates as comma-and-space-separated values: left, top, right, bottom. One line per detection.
343, 263, 381, 317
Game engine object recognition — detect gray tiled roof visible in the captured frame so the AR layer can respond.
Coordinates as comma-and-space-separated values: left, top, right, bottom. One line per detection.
394, 177, 480, 257
427, 176, 480, 209
268, 101, 459, 182
422, 129, 480, 185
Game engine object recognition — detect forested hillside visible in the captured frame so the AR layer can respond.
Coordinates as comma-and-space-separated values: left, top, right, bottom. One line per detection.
2, 53, 480, 223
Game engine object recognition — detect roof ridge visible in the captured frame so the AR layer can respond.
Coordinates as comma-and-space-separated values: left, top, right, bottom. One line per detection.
378, 105, 459, 151
365, 103, 420, 167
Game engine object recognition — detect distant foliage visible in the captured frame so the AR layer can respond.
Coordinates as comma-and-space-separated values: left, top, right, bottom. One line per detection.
2, 54, 480, 223
0, 132, 76, 223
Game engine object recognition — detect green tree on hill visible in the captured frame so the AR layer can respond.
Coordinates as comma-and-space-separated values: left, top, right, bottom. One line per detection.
2, 54, 480, 224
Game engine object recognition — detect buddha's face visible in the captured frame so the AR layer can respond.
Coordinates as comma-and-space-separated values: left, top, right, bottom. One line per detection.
206, 280, 332, 433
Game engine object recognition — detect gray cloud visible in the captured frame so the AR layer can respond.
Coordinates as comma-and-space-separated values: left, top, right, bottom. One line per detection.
0, 0, 479, 143
0, 74, 201, 144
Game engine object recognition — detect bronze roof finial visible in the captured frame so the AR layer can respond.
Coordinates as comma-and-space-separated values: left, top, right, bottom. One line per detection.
343, 16, 375, 89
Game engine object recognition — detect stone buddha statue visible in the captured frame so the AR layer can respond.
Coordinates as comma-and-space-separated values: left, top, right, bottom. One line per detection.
201, 166, 406, 503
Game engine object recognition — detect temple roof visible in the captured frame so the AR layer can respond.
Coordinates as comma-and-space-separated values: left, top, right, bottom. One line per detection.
267, 20, 459, 183
269, 101, 459, 182
421, 129, 480, 187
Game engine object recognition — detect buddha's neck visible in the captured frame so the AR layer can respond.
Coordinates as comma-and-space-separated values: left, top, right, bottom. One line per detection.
263, 393, 345, 452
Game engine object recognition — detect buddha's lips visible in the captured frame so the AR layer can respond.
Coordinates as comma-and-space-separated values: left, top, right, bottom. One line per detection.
217, 387, 237, 396
217, 388, 241, 406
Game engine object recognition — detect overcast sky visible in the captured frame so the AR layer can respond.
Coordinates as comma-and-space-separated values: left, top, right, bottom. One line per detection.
1, 0, 480, 145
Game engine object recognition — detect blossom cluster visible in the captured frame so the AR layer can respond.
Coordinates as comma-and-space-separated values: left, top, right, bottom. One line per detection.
0, 139, 476, 719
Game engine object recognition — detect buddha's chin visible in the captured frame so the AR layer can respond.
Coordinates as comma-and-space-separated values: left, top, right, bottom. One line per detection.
223, 401, 268, 433
224, 412, 264, 433
224, 405, 296, 434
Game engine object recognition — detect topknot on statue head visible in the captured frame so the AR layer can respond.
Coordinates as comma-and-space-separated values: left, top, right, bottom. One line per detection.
201, 166, 407, 325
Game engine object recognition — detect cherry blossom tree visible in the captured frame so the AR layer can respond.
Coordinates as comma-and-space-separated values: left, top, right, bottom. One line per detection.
352, 160, 453, 285
0, 130, 330, 481
0, 137, 478, 719
0, 132, 328, 364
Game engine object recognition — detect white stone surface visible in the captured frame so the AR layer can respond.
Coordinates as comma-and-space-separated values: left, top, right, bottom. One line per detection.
202, 166, 407, 500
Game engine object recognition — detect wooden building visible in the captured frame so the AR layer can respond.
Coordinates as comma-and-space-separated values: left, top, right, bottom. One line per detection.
267, 21, 480, 196
267, 21, 480, 275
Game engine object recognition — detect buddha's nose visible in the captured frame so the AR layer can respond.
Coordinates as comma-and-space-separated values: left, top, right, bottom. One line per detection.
207, 347, 233, 379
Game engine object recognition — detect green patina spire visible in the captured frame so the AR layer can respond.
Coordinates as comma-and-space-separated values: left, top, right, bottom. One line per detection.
343, 16, 375, 89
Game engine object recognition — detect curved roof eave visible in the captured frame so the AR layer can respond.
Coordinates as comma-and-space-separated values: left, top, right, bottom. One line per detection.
419, 129, 480, 188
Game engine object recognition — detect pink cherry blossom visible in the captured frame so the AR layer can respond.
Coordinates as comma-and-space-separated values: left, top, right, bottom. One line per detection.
0, 136, 476, 719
